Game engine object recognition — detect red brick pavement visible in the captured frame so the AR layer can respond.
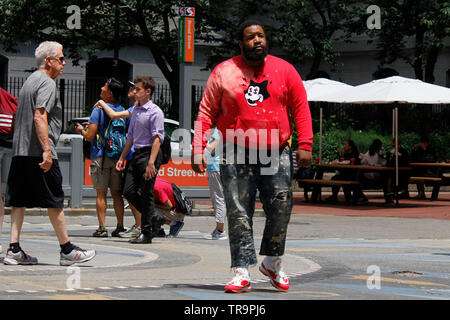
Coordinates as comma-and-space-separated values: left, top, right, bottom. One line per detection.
195, 192, 450, 221
291, 192, 450, 220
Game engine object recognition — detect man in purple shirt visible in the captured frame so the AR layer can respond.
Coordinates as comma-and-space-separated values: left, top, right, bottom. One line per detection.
116, 76, 164, 244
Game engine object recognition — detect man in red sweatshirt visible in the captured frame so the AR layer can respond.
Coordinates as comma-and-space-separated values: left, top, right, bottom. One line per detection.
191, 20, 313, 293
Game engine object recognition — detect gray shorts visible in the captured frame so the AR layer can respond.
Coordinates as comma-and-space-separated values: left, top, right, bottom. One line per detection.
90, 156, 123, 190
207, 171, 226, 224
155, 207, 184, 222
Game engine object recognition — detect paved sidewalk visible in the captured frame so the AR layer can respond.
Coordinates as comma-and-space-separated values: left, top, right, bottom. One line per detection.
1, 193, 449, 299
6, 192, 450, 220
0, 214, 320, 295
190, 191, 450, 220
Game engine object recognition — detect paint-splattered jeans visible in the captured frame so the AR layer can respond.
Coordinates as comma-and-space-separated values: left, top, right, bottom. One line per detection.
220, 145, 293, 268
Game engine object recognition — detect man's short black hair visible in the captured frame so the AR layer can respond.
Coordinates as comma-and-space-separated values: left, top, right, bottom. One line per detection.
106, 78, 124, 101
237, 20, 264, 41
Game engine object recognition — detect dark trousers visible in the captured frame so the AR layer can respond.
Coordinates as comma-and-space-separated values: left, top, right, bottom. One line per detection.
331, 171, 355, 201
122, 149, 162, 236
220, 146, 293, 268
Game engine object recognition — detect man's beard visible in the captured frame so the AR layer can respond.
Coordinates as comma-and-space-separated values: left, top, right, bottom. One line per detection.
242, 43, 269, 62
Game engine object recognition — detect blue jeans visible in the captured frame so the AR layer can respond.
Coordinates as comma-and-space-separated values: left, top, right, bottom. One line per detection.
220, 146, 293, 268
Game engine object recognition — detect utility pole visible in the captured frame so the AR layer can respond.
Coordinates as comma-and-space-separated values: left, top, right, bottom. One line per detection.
178, 7, 195, 135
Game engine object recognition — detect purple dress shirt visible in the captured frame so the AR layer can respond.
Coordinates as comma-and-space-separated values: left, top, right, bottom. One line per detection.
126, 100, 164, 148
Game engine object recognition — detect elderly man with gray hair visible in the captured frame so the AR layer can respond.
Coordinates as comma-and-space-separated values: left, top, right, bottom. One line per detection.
4, 41, 96, 266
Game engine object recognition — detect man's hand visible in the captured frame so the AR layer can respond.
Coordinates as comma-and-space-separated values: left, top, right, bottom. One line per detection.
145, 162, 157, 180
296, 149, 312, 168
116, 158, 125, 172
191, 153, 206, 173
39, 150, 53, 172
94, 99, 106, 108
75, 123, 88, 134
75, 124, 84, 133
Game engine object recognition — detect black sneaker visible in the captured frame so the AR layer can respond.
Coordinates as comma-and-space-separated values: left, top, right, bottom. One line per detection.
111, 225, 126, 237
93, 227, 108, 238
168, 221, 184, 238
129, 233, 152, 244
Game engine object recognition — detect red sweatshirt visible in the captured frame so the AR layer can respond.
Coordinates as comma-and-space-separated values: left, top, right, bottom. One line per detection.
193, 54, 313, 153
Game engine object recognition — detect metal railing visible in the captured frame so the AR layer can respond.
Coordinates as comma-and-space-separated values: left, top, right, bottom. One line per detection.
5, 77, 205, 131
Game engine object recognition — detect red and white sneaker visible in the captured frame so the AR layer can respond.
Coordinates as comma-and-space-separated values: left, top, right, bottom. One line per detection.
224, 268, 252, 293
259, 257, 290, 291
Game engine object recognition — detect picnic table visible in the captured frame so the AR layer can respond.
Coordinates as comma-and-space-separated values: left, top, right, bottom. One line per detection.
298, 163, 412, 203
409, 162, 450, 200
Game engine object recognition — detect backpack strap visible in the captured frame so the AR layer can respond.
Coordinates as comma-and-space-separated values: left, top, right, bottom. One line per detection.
95, 108, 111, 171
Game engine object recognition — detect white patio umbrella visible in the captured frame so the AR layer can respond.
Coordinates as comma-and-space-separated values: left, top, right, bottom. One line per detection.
323, 76, 450, 104
321, 76, 450, 203
303, 78, 354, 162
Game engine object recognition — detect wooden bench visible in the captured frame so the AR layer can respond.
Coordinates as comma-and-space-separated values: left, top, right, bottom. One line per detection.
409, 177, 442, 183
298, 179, 360, 202
298, 179, 360, 186
408, 177, 443, 201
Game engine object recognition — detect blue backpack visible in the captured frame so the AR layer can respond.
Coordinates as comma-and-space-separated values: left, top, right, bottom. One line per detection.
103, 117, 127, 159
97, 107, 127, 160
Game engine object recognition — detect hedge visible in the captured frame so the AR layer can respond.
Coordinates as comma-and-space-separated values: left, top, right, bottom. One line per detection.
292, 128, 450, 163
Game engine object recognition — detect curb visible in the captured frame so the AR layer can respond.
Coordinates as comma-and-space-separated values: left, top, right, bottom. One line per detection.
5, 207, 267, 217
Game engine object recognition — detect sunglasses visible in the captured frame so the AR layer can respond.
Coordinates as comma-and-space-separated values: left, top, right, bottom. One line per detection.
51, 56, 65, 63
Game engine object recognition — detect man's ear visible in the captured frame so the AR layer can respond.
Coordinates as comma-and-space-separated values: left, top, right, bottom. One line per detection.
238, 40, 243, 52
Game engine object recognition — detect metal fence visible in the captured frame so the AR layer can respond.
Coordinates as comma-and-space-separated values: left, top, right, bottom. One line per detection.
5, 77, 205, 131
8, 76, 447, 134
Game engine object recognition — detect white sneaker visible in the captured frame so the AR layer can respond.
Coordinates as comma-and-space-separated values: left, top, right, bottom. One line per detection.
224, 268, 251, 293
204, 229, 228, 240
259, 257, 290, 291
4, 249, 38, 265
60, 246, 96, 266
119, 225, 141, 238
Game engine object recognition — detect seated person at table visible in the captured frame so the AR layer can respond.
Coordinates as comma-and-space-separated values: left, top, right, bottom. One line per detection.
410, 136, 437, 199
353, 139, 386, 204
326, 140, 360, 203
384, 137, 410, 203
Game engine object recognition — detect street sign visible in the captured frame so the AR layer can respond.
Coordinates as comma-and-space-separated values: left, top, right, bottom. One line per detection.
84, 158, 208, 187
179, 7, 195, 17
178, 7, 195, 63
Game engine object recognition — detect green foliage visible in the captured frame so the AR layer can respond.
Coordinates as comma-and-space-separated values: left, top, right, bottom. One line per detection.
397, 132, 420, 154
271, 0, 360, 79
311, 128, 449, 163
354, 0, 450, 82
430, 131, 450, 162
